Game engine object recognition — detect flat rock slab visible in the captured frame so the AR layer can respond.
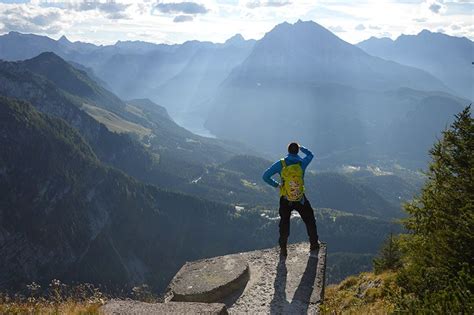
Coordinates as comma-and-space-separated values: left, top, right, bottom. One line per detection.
101, 299, 227, 315
168, 254, 250, 303
227, 242, 327, 314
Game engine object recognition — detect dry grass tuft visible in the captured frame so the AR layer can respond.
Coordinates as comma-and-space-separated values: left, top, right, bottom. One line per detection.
321, 271, 397, 315
0, 300, 102, 315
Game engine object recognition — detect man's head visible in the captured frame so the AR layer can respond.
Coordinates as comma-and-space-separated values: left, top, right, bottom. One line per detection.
288, 142, 299, 155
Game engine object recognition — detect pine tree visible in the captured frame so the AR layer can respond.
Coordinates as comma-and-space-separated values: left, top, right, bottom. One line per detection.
397, 106, 474, 312
373, 233, 402, 274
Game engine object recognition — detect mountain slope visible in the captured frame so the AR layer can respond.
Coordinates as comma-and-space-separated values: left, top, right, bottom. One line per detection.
0, 56, 169, 188
153, 36, 255, 121
23, 52, 125, 112
0, 52, 407, 219
0, 96, 400, 292
358, 30, 474, 100
224, 20, 446, 91
0, 31, 256, 134
205, 20, 467, 167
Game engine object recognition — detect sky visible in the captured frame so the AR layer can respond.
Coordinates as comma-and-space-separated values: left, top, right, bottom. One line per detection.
0, 0, 472, 45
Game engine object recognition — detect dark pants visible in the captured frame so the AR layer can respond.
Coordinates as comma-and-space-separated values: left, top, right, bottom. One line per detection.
279, 195, 318, 248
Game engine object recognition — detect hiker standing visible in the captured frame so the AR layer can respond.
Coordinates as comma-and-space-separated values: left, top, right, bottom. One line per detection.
262, 143, 319, 257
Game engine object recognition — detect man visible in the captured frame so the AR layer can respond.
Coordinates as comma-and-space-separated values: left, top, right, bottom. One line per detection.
262, 142, 319, 258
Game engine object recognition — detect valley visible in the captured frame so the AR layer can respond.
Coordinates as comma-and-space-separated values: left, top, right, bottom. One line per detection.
0, 19, 471, 299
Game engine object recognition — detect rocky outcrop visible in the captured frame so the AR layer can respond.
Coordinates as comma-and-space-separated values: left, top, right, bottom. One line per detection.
167, 254, 250, 303
102, 242, 327, 314
101, 300, 228, 315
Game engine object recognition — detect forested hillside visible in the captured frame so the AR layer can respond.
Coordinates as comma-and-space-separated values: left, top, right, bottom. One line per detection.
323, 107, 473, 313
0, 89, 404, 292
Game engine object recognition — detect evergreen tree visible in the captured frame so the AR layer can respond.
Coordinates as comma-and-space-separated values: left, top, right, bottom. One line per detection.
373, 233, 402, 274
397, 106, 474, 312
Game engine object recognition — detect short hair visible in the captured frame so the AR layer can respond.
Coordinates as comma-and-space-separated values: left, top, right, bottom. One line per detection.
288, 142, 299, 155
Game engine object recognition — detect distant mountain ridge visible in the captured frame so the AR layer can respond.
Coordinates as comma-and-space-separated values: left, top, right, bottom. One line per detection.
227, 20, 446, 91
357, 29, 474, 99
204, 20, 467, 166
2, 24, 470, 140
0, 30, 256, 122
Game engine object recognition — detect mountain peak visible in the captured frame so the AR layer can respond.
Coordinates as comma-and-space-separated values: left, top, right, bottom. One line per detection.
268, 19, 336, 38
30, 51, 66, 64
260, 19, 348, 51
7, 31, 22, 36
357, 36, 393, 46
418, 29, 432, 36
58, 35, 71, 44
225, 33, 245, 45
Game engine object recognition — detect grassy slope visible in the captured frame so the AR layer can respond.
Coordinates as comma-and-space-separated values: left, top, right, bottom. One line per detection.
322, 271, 397, 314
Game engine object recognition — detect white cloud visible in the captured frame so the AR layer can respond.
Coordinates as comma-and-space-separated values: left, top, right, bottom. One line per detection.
245, 0, 291, 9
328, 25, 345, 33
173, 14, 194, 22
0, 3, 70, 34
0, 0, 472, 44
154, 1, 209, 14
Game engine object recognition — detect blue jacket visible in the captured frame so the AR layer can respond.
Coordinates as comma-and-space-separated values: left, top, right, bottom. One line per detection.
262, 146, 314, 188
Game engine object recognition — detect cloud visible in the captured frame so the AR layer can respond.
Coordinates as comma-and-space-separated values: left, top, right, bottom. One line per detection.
451, 24, 460, 30
71, 1, 131, 19
368, 25, 381, 30
0, 5, 66, 34
444, 1, 473, 16
246, 0, 291, 9
413, 17, 427, 22
422, 0, 445, 14
355, 23, 365, 31
155, 1, 209, 14
37, 1, 131, 19
173, 14, 193, 22
328, 25, 345, 33
429, 2, 442, 13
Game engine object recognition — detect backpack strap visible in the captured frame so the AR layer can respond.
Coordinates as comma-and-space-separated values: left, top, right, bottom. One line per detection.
280, 158, 286, 168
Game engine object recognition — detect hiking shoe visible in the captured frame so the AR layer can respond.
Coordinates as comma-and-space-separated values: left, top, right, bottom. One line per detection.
280, 247, 288, 257
309, 242, 320, 258
310, 242, 320, 252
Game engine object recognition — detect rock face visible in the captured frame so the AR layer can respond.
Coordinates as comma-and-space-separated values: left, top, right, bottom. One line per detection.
101, 300, 227, 315
168, 254, 250, 303
165, 242, 327, 314
101, 242, 326, 314
227, 243, 326, 314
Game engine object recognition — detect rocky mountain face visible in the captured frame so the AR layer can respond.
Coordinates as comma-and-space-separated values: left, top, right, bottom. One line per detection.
204, 21, 468, 167
222, 21, 446, 91
358, 30, 474, 100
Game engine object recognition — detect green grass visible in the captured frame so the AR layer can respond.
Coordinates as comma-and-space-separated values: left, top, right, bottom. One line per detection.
81, 103, 151, 138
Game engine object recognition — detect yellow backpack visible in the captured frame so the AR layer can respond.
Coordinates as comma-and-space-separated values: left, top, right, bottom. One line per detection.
279, 159, 305, 201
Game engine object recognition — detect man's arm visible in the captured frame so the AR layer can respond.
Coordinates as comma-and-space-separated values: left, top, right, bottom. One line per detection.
300, 146, 314, 170
262, 160, 283, 188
